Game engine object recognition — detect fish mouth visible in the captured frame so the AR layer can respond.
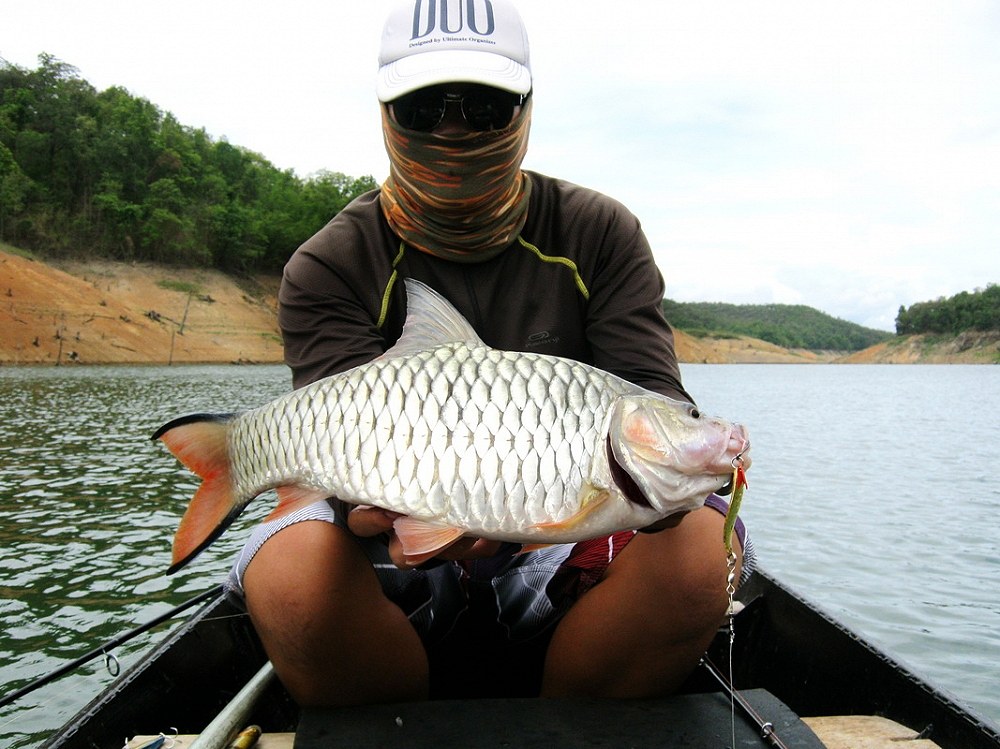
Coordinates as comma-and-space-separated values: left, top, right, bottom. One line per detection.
606, 436, 654, 509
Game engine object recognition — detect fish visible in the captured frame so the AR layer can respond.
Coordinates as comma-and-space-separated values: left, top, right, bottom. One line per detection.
153, 279, 751, 573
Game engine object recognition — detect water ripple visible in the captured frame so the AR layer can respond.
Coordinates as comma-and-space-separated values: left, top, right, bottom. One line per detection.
0, 365, 291, 747
683, 364, 1000, 724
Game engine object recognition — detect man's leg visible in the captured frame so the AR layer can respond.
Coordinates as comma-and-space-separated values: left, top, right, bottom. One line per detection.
242, 520, 429, 706
541, 506, 741, 697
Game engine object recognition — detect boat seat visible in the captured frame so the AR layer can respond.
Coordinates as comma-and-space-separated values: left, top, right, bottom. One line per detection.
294, 689, 825, 748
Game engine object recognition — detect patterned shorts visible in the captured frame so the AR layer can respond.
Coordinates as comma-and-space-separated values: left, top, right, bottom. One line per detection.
227, 495, 755, 647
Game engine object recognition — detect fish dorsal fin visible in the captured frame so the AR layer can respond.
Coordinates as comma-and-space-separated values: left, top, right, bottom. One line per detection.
384, 278, 485, 359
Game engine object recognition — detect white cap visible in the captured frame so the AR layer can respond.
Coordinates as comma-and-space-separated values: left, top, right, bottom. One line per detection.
377, 0, 532, 102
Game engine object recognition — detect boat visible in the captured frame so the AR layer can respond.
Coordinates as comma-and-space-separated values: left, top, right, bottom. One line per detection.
38, 568, 1000, 749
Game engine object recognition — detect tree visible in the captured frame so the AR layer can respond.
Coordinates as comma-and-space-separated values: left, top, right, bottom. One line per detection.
895, 285, 1000, 334
0, 55, 378, 271
0, 142, 33, 240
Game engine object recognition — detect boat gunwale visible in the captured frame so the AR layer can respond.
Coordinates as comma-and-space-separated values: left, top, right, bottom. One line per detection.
41, 568, 1000, 749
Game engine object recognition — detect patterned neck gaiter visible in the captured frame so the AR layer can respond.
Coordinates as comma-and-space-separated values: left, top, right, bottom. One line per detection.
379, 98, 533, 263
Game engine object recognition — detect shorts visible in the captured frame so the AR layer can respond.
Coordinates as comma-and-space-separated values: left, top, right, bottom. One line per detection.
226, 495, 756, 648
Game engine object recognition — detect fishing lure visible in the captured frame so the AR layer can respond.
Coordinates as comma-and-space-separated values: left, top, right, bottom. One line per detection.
125, 728, 177, 749
132, 739, 165, 749
722, 452, 749, 559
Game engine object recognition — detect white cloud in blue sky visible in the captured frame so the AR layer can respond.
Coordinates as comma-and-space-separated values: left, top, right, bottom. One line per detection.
3, 0, 998, 330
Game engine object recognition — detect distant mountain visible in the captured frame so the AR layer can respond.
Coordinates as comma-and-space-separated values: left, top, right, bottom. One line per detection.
661, 300, 893, 352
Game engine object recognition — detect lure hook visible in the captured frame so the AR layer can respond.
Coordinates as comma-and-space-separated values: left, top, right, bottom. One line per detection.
732, 438, 751, 469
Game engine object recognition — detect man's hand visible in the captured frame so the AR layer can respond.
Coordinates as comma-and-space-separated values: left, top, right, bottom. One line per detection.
347, 505, 504, 568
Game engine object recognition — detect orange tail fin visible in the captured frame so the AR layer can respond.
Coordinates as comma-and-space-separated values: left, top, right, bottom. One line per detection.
153, 413, 243, 574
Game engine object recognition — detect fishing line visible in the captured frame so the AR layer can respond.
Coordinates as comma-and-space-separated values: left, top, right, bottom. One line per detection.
726, 552, 738, 749
721, 448, 749, 749
0, 584, 224, 709
199, 611, 252, 624
702, 656, 790, 749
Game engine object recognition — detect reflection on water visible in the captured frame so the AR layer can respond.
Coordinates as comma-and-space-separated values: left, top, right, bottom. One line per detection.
0, 364, 998, 746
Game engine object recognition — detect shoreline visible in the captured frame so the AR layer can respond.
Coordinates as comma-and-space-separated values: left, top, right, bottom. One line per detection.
2, 249, 996, 366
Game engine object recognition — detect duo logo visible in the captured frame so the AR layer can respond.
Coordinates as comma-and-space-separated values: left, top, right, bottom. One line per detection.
410, 0, 497, 39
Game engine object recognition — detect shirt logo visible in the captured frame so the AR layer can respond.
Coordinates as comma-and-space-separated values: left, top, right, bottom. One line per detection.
526, 330, 560, 348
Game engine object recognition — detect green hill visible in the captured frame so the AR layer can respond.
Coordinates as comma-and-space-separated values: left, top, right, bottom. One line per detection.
895, 284, 999, 335
0, 55, 376, 274
661, 300, 893, 352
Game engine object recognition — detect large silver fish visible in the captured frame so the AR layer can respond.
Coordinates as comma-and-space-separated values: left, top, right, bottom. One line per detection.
154, 279, 750, 573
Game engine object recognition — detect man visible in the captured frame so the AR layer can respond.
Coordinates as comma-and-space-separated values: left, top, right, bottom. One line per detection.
229, 0, 754, 705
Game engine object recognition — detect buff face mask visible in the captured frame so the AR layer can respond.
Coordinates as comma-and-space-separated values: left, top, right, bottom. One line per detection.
379, 97, 533, 263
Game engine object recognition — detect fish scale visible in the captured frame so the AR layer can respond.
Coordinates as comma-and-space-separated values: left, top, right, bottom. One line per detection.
155, 279, 750, 572
228, 343, 623, 532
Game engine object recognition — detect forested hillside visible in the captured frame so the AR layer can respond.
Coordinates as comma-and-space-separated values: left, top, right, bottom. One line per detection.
895, 285, 999, 335
0, 55, 376, 273
5, 55, 995, 357
661, 299, 892, 352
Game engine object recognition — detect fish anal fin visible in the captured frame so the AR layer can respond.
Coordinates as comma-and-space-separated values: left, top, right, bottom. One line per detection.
393, 516, 465, 564
529, 489, 611, 532
267, 485, 332, 521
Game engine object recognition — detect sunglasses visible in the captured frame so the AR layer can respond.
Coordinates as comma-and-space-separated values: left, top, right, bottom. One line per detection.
390, 85, 527, 133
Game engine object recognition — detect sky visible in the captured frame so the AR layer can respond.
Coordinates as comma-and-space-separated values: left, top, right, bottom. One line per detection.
3, 0, 998, 331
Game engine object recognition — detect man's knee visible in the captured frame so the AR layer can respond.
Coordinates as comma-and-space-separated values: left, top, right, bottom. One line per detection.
615, 509, 739, 625
242, 520, 429, 705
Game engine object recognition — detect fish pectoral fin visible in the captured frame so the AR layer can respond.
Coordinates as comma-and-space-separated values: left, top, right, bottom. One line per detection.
267, 485, 332, 522
529, 489, 611, 532
393, 516, 465, 564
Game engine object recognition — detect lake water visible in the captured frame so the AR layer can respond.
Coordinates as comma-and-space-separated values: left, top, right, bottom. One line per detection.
0, 363, 998, 746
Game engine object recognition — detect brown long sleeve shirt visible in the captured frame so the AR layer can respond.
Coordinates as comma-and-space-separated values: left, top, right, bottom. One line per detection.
278, 170, 692, 404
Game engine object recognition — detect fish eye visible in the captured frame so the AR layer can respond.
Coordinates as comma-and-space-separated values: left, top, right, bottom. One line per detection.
688, 406, 701, 419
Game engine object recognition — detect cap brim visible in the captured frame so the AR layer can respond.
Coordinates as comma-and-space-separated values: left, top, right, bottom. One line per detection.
377, 49, 531, 102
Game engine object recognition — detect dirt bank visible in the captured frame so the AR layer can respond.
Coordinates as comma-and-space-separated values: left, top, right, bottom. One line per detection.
2, 249, 993, 366
673, 332, 838, 364
1, 249, 281, 365
838, 330, 1000, 364
3, 249, 824, 366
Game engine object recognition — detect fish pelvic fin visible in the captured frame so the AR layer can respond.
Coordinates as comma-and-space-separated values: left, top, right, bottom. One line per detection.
392, 516, 465, 566
153, 413, 242, 574
517, 543, 556, 554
